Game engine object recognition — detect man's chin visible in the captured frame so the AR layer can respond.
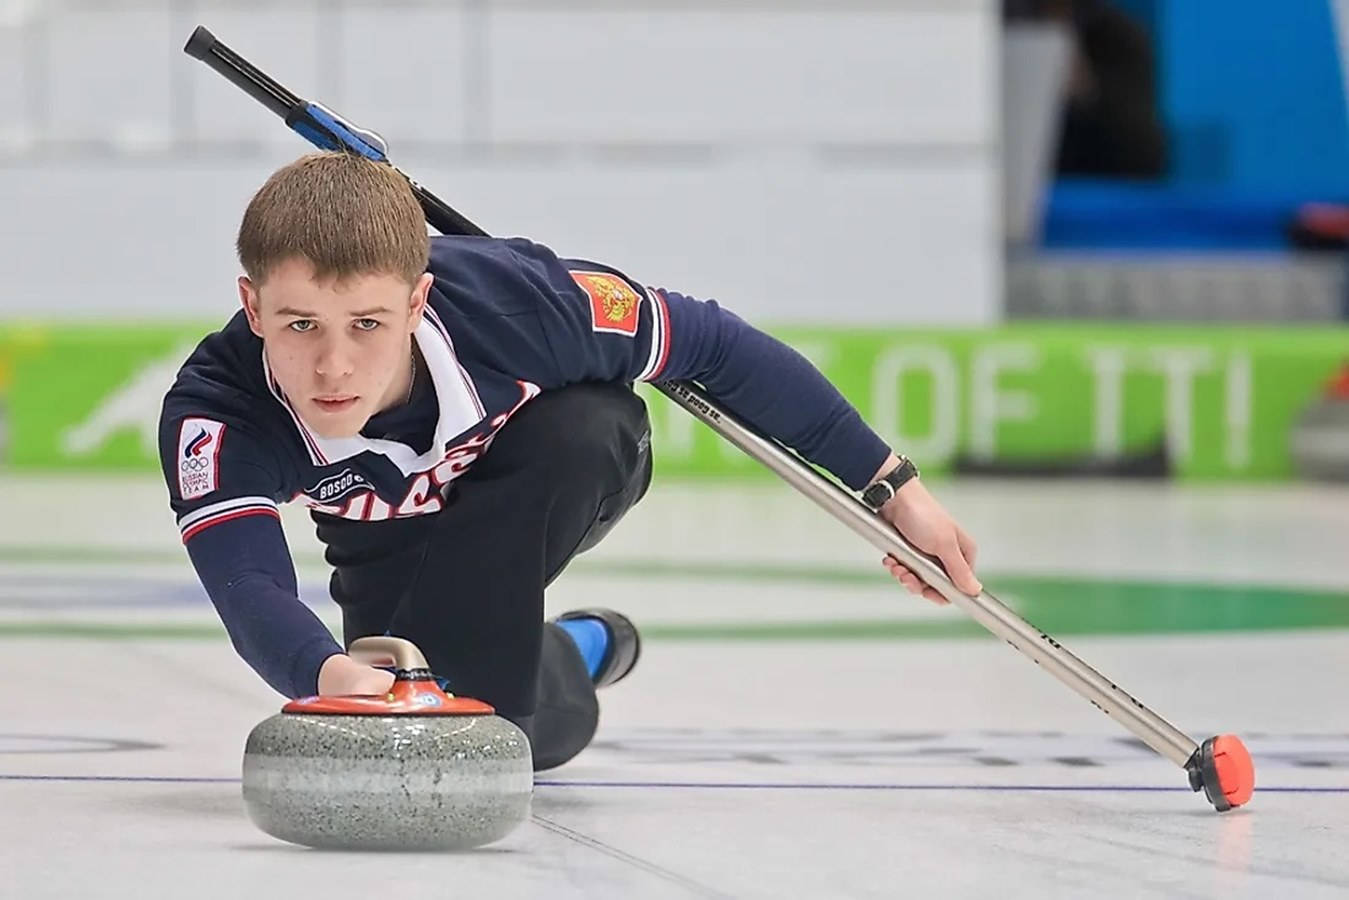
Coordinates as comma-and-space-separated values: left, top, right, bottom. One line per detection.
299, 404, 368, 439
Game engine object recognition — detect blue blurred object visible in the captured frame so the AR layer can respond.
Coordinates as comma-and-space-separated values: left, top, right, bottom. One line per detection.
1041, 179, 1349, 250
1157, 0, 1349, 193
1036, 1, 1349, 250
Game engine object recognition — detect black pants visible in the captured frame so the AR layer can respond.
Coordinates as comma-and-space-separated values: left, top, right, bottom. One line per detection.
312, 383, 653, 771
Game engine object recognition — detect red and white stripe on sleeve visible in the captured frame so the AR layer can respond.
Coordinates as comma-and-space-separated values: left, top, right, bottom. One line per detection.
178, 495, 280, 543
635, 287, 672, 383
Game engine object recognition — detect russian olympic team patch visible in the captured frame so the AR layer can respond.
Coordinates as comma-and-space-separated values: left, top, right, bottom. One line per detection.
177, 417, 226, 500
570, 270, 642, 336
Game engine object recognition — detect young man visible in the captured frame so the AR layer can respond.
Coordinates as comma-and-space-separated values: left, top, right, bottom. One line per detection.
158, 151, 981, 771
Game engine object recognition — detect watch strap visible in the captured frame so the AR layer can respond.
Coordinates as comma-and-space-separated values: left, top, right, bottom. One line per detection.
861, 456, 919, 510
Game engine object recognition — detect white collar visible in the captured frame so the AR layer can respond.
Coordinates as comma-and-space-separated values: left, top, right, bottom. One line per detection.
262, 307, 486, 474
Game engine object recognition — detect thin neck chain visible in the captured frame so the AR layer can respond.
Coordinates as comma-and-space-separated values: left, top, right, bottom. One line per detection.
403, 346, 417, 405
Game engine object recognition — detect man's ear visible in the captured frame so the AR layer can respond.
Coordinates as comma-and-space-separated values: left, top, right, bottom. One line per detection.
238, 276, 264, 338
408, 272, 433, 331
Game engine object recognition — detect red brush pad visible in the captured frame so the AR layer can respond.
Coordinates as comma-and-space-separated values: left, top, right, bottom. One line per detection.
1212, 734, 1256, 808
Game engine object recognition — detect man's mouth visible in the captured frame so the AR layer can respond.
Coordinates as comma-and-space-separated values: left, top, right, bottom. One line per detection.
314, 396, 359, 412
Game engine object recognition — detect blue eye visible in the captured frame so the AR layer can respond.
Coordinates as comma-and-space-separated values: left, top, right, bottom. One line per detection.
288, 320, 315, 333
355, 319, 380, 331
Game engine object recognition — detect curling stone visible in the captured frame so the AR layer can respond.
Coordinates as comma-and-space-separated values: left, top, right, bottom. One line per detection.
1185, 734, 1255, 812
242, 636, 532, 850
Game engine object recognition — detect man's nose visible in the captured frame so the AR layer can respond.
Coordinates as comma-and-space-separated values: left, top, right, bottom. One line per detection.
314, 336, 355, 379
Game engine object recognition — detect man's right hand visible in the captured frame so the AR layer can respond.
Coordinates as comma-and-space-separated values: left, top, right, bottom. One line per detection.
317, 653, 396, 696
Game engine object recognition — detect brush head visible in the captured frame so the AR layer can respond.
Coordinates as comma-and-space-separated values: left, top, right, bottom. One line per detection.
1187, 734, 1255, 812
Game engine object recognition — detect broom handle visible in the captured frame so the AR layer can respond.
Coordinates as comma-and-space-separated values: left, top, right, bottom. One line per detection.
653, 381, 1200, 768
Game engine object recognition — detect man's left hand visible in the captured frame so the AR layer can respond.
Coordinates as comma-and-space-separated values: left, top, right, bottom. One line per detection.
874, 465, 981, 605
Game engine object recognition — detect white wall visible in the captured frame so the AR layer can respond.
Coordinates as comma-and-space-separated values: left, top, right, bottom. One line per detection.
0, 0, 1000, 325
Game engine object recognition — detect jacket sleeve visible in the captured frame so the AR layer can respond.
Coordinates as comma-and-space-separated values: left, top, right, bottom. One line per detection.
158, 401, 344, 698
504, 237, 893, 490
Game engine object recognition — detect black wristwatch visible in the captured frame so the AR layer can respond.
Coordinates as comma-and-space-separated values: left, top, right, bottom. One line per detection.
861, 456, 919, 511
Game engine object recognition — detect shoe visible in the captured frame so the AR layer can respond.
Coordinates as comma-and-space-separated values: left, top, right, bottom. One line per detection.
552, 607, 641, 688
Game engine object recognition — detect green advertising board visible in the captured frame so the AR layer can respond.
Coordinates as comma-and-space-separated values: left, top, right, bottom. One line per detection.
0, 321, 1345, 480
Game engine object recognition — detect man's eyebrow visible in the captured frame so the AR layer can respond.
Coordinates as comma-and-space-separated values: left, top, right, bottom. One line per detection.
273, 306, 394, 317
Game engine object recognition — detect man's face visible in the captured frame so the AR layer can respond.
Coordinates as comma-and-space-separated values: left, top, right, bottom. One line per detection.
240, 257, 432, 439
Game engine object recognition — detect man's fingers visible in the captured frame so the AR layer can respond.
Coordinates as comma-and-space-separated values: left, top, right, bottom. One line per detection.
885, 549, 973, 604
956, 527, 978, 570
939, 537, 982, 596
883, 557, 948, 605
903, 565, 949, 604
885, 558, 925, 595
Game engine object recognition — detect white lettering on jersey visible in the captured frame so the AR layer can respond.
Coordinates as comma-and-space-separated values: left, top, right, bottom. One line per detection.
430, 428, 496, 486
300, 381, 543, 522
176, 418, 226, 500
338, 491, 373, 521
306, 467, 369, 504
395, 473, 442, 517
366, 494, 392, 521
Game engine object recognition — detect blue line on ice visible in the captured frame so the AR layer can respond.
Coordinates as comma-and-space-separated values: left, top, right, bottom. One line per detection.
0, 773, 1345, 793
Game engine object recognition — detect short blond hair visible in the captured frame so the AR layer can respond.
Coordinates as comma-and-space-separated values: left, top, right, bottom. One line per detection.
236, 151, 429, 286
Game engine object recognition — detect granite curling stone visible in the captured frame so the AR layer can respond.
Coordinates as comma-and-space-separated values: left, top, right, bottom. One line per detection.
242, 636, 533, 851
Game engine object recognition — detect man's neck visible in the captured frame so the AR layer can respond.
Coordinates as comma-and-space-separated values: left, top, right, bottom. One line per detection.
374, 340, 419, 415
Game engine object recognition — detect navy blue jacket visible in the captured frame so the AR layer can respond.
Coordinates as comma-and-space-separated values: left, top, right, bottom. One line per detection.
159, 235, 891, 698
